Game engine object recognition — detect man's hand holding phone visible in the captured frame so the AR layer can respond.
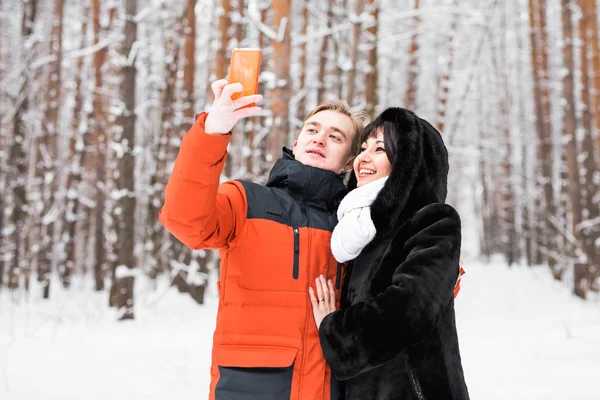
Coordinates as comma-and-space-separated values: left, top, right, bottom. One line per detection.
204, 79, 263, 135
205, 48, 263, 134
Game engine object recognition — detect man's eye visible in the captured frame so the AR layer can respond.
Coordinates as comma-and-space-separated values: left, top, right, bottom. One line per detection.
330, 134, 340, 141
307, 129, 316, 133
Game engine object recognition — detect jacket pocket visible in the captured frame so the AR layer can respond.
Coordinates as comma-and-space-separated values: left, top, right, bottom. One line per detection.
215, 345, 297, 400
238, 224, 307, 292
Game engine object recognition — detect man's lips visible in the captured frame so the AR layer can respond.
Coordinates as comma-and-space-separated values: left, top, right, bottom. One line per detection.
306, 149, 326, 158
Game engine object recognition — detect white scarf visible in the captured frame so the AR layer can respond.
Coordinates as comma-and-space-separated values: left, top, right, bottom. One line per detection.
331, 177, 388, 263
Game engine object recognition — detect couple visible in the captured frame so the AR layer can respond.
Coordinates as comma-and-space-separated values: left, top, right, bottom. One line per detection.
159, 79, 469, 400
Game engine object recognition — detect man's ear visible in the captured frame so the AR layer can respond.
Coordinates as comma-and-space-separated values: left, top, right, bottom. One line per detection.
292, 140, 298, 155
342, 156, 354, 172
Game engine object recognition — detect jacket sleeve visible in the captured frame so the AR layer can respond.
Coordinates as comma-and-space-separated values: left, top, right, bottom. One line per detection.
318, 204, 461, 380
158, 112, 247, 249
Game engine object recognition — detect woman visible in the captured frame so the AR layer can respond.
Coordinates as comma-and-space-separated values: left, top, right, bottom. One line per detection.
309, 107, 470, 400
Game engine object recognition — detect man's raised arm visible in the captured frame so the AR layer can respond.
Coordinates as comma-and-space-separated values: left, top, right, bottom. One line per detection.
158, 80, 262, 249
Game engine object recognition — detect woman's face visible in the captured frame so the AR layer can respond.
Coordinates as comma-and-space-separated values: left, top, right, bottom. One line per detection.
353, 129, 392, 187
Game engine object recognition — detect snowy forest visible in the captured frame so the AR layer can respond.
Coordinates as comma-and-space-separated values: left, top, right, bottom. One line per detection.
0, 0, 599, 321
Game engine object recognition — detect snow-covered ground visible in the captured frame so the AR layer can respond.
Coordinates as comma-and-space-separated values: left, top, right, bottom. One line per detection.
1, 258, 599, 400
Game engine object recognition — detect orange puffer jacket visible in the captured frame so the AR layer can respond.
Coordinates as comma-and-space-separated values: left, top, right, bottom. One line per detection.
159, 113, 348, 400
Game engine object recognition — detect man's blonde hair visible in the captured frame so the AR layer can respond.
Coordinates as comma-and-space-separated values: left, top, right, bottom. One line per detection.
303, 100, 367, 156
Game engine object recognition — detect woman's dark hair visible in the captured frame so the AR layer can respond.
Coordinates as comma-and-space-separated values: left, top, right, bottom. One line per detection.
359, 119, 399, 163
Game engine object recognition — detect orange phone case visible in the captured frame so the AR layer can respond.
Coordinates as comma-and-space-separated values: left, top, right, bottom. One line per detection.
228, 48, 262, 108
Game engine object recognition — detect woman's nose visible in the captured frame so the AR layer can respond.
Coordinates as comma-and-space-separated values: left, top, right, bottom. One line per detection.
359, 150, 372, 162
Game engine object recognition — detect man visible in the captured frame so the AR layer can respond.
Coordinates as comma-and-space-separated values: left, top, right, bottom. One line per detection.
159, 79, 365, 400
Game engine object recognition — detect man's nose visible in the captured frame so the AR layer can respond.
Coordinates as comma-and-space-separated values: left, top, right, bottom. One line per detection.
312, 131, 326, 145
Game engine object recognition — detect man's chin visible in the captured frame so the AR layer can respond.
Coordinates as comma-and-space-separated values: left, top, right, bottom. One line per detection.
298, 156, 335, 172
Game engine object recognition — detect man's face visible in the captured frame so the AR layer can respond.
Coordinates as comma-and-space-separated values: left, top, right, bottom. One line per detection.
292, 110, 356, 174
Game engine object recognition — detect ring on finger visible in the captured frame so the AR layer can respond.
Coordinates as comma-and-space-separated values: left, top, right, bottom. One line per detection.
318, 298, 325, 302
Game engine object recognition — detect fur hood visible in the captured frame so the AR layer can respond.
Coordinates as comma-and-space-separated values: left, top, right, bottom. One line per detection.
350, 108, 449, 235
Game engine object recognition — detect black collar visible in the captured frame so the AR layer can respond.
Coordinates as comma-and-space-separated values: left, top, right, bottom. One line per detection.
266, 148, 348, 212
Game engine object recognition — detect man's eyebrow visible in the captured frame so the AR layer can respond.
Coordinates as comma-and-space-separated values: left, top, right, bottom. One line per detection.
306, 121, 348, 139
330, 126, 347, 139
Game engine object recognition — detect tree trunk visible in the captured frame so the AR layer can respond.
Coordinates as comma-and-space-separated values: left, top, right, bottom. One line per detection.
333, 0, 347, 100
364, 0, 378, 119
578, 0, 600, 289
527, 0, 545, 266
561, 0, 587, 299
113, 0, 138, 320
317, 1, 333, 103
63, 6, 89, 289
36, 0, 64, 298
298, 0, 310, 118
531, 0, 559, 273
147, 22, 182, 281
248, 4, 270, 180
479, 145, 492, 259
172, 0, 209, 305
0, 0, 5, 289
436, 6, 456, 134
216, 0, 233, 177
8, 0, 38, 290
404, 0, 420, 110
63, 9, 86, 287
477, 73, 492, 259
587, 0, 600, 154
269, 0, 292, 160
345, 0, 365, 104
91, 0, 110, 292
514, 0, 533, 266
215, 0, 232, 81
496, 7, 517, 265
538, 0, 558, 273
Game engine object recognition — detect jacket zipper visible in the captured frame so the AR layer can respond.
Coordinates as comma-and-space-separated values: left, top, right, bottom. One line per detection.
295, 202, 308, 280
335, 262, 342, 289
408, 365, 426, 400
293, 227, 300, 279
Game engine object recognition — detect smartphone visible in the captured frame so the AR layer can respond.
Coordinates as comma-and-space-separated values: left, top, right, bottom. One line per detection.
228, 48, 262, 108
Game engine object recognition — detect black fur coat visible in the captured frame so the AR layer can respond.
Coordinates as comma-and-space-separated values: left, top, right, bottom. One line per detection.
319, 108, 470, 400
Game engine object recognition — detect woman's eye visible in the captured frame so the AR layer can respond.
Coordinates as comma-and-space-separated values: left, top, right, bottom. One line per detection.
376, 147, 385, 152
359, 147, 366, 153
